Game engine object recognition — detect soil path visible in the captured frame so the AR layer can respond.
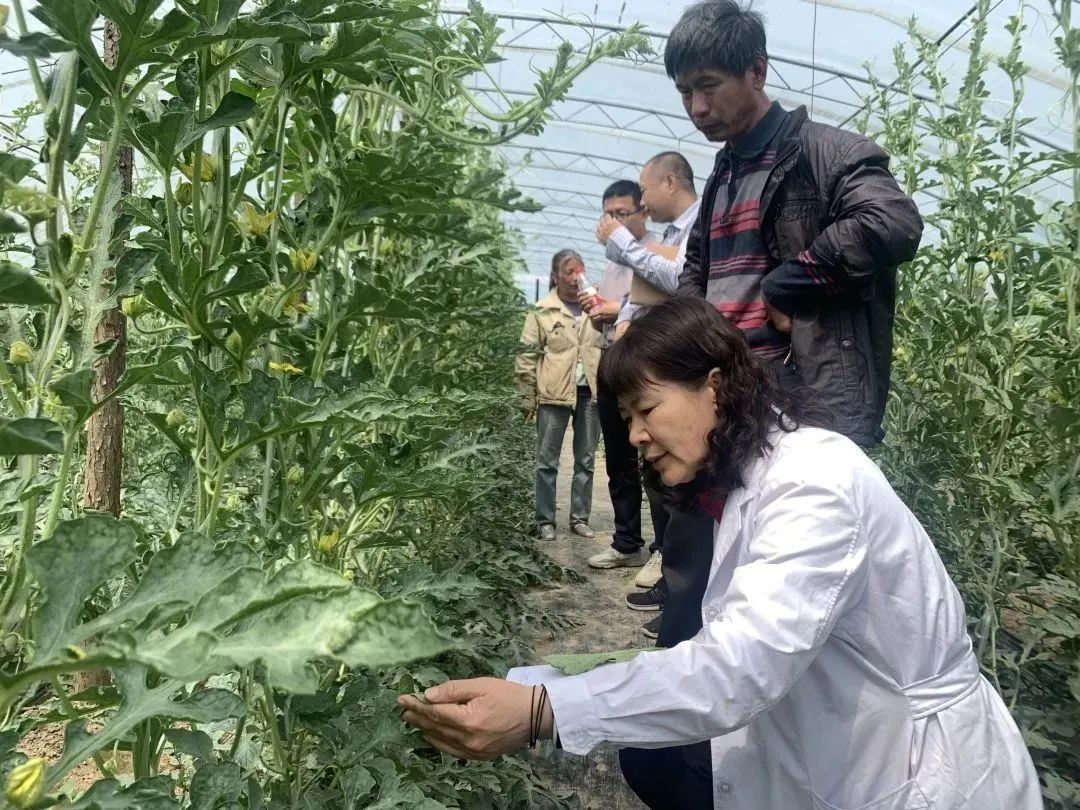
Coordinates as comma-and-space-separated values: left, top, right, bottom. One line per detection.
526, 425, 653, 810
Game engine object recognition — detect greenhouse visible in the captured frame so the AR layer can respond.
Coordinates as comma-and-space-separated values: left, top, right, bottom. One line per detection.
0, 0, 1076, 808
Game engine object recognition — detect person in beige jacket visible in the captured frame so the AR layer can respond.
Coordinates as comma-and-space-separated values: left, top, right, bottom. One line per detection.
516, 250, 603, 541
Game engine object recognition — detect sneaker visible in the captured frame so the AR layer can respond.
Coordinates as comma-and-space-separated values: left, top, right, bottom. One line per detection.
640, 614, 662, 640
537, 524, 556, 541
634, 553, 663, 588
569, 522, 595, 539
587, 547, 647, 569
625, 583, 665, 612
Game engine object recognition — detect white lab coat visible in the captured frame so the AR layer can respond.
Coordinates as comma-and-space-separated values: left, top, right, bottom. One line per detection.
545, 428, 1042, 809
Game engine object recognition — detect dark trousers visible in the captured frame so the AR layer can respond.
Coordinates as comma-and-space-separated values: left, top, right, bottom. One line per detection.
596, 383, 667, 554
619, 497, 716, 809
619, 743, 714, 810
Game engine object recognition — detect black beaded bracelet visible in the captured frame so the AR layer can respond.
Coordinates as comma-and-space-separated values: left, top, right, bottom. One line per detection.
530, 685, 548, 748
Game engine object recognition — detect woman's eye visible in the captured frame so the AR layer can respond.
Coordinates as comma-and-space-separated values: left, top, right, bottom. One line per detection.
640, 406, 655, 417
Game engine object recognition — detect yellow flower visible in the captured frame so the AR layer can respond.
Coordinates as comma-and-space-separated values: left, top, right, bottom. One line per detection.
289, 247, 318, 274
8, 340, 32, 366
316, 530, 341, 555
179, 153, 217, 182
5, 757, 46, 808
239, 202, 276, 237
987, 248, 1006, 263
282, 290, 310, 319
269, 361, 303, 375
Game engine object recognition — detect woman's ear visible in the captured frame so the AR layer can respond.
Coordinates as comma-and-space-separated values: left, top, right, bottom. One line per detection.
706, 368, 723, 389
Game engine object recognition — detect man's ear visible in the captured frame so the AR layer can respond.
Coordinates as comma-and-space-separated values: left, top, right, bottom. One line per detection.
749, 56, 768, 90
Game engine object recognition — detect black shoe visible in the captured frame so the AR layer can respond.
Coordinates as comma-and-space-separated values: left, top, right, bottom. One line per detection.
640, 614, 662, 640
625, 583, 665, 612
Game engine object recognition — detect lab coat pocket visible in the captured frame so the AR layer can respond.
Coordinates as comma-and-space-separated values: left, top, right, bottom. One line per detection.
810, 778, 929, 810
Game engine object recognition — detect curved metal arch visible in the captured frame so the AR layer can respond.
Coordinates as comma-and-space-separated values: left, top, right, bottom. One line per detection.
440, 7, 1069, 153
497, 143, 711, 185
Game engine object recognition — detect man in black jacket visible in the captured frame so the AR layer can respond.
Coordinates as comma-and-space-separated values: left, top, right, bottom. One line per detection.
617, 3, 923, 807
673, 0, 923, 448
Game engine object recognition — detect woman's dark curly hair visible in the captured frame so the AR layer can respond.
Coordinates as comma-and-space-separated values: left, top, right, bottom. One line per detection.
597, 298, 831, 498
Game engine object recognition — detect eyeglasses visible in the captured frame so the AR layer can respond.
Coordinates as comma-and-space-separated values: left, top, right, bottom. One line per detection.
609, 208, 643, 221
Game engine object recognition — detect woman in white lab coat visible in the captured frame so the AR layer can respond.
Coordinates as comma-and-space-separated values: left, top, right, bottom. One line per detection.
399, 298, 1042, 810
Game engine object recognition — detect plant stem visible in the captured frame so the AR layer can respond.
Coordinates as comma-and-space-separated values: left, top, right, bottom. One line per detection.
41, 426, 78, 539
9, 0, 48, 104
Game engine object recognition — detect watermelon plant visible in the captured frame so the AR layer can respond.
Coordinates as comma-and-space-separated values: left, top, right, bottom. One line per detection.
862, 1, 1080, 805
0, 1, 647, 806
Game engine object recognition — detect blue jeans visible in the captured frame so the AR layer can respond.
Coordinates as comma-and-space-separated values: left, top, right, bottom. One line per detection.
534, 387, 599, 527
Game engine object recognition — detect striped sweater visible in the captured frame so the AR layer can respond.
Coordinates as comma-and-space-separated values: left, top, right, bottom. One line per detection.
705, 103, 790, 360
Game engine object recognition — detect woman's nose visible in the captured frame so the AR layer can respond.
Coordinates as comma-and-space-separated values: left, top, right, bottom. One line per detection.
628, 420, 650, 448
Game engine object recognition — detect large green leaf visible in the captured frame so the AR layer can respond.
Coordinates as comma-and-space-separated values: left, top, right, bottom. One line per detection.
68, 775, 178, 809
0, 417, 65, 456
0, 153, 35, 185
0, 262, 57, 305
50, 369, 95, 423
49, 667, 244, 788
25, 515, 138, 663
182, 92, 257, 151
0, 31, 73, 58
542, 649, 656, 676
189, 762, 242, 810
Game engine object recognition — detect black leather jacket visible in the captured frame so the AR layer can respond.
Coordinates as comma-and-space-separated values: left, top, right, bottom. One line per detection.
678, 106, 923, 446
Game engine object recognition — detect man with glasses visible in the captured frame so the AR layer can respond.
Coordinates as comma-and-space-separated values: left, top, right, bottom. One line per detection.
592, 153, 714, 644
584, 181, 667, 572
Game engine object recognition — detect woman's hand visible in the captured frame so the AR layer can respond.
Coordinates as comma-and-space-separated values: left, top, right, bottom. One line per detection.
397, 678, 551, 760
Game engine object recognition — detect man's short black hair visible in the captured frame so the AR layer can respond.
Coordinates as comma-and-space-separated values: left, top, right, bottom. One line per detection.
645, 152, 696, 193
602, 180, 642, 208
664, 0, 768, 80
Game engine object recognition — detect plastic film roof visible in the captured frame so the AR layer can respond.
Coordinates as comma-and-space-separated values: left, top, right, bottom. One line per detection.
432, 1, 1075, 295
1, 2, 1074, 297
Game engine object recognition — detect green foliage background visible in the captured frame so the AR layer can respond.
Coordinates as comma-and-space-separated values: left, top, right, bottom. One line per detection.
0, 1, 645, 806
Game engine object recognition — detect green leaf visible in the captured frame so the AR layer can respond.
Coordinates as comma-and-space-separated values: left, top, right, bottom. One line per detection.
189, 762, 242, 810
68, 775, 179, 809
0, 31, 74, 58
0, 212, 23, 235
112, 353, 189, 400
191, 360, 230, 450
134, 109, 193, 169
0, 261, 57, 305
0, 417, 64, 456
164, 728, 215, 763
334, 598, 455, 669
80, 531, 262, 636
542, 648, 655, 676
49, 667, 243, 784
204, 261, 269, 302
112, 248, 158, 301
50, 369, 95, 422
238, 369, 279, 425
143, 412, 188, 456
25, 515, 138, 664
342, 765, 376, 805
0, 153, 35, 185
181, 92, 257, 152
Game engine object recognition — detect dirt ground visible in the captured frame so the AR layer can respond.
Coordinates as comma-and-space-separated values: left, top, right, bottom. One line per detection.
525, 428, 653, 810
